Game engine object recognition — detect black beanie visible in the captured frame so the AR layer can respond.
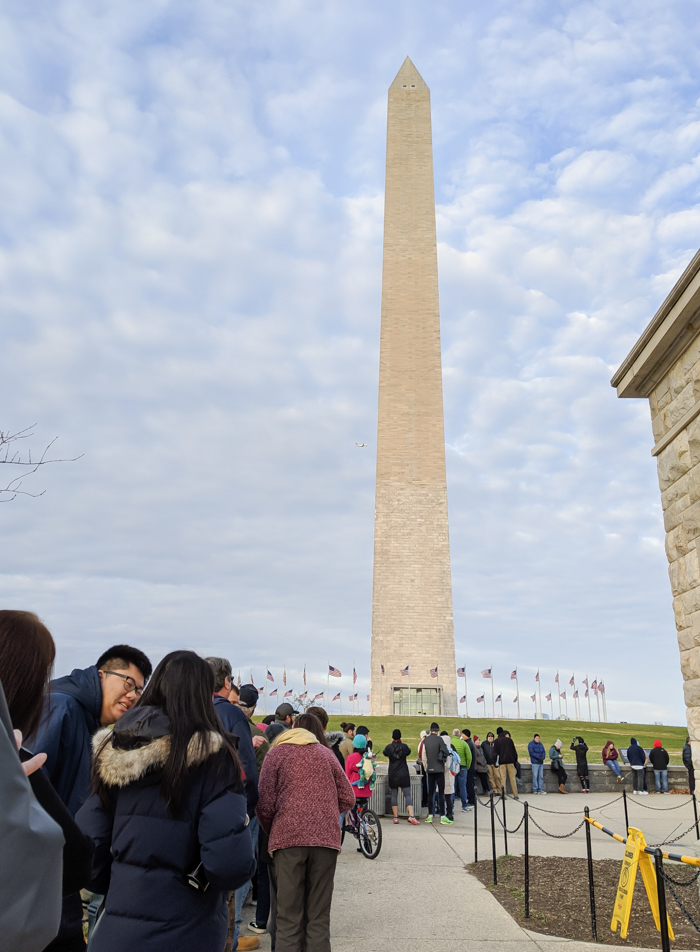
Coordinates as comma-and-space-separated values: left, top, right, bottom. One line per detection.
392, 729, 401, 740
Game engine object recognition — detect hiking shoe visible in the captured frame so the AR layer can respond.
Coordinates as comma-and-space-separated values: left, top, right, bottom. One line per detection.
425, 815, 433, 823
440, 816, 454, 825
408, 816, 419, 825
248, 922, 267, 935
235, 938, 260, 951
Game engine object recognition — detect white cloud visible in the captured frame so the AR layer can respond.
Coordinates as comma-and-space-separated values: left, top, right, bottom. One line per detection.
1, 0, 699, 723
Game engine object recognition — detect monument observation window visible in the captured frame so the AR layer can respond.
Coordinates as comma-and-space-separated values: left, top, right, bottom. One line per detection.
392, 686, 441, 716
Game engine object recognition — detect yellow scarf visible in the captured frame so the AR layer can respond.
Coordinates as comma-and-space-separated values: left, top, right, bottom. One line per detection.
272, 728, 319, 748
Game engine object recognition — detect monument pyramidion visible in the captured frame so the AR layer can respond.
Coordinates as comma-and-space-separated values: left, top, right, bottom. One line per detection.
369, 58, 458, 718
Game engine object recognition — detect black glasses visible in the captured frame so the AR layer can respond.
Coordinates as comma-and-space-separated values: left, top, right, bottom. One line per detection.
102, 670, 144, 696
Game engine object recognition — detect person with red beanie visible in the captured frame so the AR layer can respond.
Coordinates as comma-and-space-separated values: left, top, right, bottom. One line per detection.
649, 739, 670, 794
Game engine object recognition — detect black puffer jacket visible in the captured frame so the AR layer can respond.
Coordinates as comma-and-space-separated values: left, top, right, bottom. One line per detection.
383, 740, 411, 788
570, 738, 589, 774
76, 707, 255, 952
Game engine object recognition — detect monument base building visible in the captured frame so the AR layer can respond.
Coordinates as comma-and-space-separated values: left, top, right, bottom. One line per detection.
613, 248, 700, 784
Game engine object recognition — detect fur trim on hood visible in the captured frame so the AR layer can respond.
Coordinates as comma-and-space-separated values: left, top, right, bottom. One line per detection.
325, 730, 345, 746
92, 726, 224, 787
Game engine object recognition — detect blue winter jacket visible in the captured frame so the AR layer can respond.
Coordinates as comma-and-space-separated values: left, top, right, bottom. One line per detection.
528, 740, 546, 764
76, 707, 255, 952
627, 738, 647, 767
212, 695, 259, 812
34, 666, 103, 817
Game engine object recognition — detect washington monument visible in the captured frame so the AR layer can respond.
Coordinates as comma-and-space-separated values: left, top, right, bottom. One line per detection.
369, 58, 458, 717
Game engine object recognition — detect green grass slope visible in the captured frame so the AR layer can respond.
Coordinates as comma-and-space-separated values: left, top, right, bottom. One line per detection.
325, 716, 689, 765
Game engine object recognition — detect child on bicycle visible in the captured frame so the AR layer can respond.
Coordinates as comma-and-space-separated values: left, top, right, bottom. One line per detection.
345, 734, 374, 807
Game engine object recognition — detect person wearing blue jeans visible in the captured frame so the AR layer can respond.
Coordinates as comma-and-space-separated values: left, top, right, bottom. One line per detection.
527, 734, 546, 794
650, 739, 670, 794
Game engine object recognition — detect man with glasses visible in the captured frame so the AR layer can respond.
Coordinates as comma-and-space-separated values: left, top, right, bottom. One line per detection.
34, 643, 152, 951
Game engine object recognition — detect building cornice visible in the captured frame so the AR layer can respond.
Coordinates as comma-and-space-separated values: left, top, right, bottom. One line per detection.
611, 247, 700, 398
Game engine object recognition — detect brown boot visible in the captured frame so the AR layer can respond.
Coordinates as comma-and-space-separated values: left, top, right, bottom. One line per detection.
559, 784, 568, 794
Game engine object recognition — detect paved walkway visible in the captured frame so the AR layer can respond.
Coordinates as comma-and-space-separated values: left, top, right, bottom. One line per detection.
243, 793, 700, 951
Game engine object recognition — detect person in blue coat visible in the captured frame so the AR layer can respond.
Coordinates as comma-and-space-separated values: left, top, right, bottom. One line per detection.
33, 643, 152, 951
527, 734, 546, 794
627, 737, 648, 795
77, 650, 255, 952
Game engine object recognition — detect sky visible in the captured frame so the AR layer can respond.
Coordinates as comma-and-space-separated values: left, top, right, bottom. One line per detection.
2, 0, 700, 726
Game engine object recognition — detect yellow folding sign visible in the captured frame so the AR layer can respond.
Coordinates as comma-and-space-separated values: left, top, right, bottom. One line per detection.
611, 827, 674, 941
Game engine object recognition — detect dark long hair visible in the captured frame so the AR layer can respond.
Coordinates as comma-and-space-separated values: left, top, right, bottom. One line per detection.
0, 610, 56, 739
98, 650, 240, 816
294, 713, 329, 747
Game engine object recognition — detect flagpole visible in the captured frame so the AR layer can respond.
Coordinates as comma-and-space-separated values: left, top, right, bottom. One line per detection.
491, 667, 495, 719
602, 683, 607, 722
499, 697, 503, 720
586, 674, 591, 721
557, 670, 561, 718
549, 694, 553, 719
537, 672, 542, 718
516, 673, 520, 719
595, 684, 601, 722
564, 692, 568, 717
264, 665, 268, 716
464, 667, 469, 719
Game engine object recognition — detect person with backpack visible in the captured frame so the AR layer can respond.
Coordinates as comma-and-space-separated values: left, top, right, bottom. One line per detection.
649, 739, 670, 794
383, 729, 419, 825
345, 734, 374, 806
440, 731, 458, 824
473, 736, 491, 794
527, 734, 546, 794
549, 739, 568, 793
421, 722, 450, 824
570, 736, 590, 792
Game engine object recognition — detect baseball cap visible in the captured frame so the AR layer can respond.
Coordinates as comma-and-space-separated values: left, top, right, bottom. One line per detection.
238, 684, 259, 708
275, 702, 295, 718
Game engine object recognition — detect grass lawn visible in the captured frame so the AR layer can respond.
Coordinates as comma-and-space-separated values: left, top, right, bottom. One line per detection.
325, 715, 689, 764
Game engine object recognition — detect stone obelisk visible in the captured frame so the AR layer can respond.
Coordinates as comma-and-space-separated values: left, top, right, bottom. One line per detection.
369, 58, 457, 717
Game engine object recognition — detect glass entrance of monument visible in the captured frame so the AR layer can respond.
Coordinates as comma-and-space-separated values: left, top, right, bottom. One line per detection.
392, 686, 441, 716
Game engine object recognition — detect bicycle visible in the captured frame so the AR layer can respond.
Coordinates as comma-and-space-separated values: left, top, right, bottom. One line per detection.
342, 801, 383, 859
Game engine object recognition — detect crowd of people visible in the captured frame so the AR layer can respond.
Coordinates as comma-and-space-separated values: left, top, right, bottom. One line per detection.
1, 608, 696, 952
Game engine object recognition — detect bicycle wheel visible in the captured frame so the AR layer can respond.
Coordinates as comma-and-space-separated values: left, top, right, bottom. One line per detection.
358, 809, 382, 859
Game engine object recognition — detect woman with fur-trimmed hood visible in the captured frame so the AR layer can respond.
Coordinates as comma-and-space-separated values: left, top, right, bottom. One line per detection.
76, 650, 255, 952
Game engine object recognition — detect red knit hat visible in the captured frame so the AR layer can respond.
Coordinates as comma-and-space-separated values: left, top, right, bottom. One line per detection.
653, 739, 662, 748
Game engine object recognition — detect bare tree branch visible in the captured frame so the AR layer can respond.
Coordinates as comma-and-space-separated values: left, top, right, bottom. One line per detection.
0, 426, 83, 502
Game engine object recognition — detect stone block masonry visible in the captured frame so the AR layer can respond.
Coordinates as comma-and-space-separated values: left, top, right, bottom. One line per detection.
369, 58, 457, 716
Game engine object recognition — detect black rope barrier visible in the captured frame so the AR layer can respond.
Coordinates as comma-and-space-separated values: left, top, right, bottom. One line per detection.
662, 871, 700, 935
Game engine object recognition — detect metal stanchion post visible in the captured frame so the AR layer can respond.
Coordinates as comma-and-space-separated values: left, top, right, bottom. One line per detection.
654, 849, 670, 952
623, 788, 629, 834
693, 793, 699, 842
474, 791, 478, 863
501, 788, 508, 855
490, 792, 497, 885
584, 807, 597, 942
524, 802, 530, 919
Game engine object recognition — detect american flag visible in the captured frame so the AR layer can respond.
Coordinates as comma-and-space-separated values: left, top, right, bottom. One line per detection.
283, 668, 287, 687
545, 693, 552, 701
284, 689, 293, 698
481, 668, 492, 679
269, 688, 278, 697
513, 696, 518, 703
303, 666, 306, 687
257, 687, 265, 694
400, 665, 409, 677
573, 690, 579, 699
510, 669, 517, 680
353, 667, 357, 684
328, 665, 341, 678
560, 691, 566, 699
599, 682, 605, 694
457, 666, 465, 677
569, 675, 575, 686
429, 666, 438, 678
530, 694, 536, 702
314, 692, 324, 700
591, 679, 598, 693
381, 664, 385, 675
585, 689, 589, 697
366, 694, 370, 702
298, 691, 307, 699
535, 670, 540, 682
476, 695, 485, 703
554, 672, 559, 683
266, 670, 274, 682
460, 695, 466, 703
332, 692, 341, 701
582, 677, 588, 687
495, 694, 502, 703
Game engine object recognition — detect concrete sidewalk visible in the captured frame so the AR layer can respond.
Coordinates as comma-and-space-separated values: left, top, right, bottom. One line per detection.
242, 795, 697, 950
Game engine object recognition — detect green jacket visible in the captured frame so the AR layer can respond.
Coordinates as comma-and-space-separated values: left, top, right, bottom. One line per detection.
249, 719, 270, 774
450, 736, 472, 769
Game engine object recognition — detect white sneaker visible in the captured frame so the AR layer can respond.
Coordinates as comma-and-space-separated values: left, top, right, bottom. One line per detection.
540, 790, 547, 795
643, 791, 649, 796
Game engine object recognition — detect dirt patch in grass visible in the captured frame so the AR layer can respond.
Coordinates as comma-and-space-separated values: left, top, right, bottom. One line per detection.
469, 854, 700, 948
